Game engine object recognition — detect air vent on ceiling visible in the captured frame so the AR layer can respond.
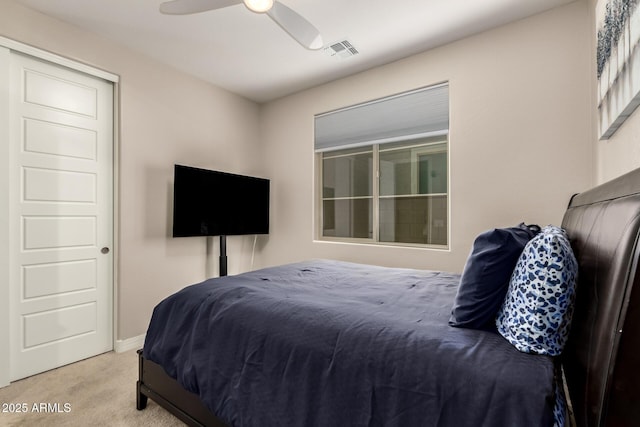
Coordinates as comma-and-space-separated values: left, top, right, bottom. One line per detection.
324, 40, 359, 59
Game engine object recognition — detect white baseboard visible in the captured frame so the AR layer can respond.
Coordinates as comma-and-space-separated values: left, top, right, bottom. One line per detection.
114, 334, 145, 353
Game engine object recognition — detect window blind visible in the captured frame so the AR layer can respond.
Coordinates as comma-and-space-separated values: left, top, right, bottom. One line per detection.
314, 82, 449, 152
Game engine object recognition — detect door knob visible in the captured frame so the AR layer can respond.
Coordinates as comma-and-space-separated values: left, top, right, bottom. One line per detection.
101, 247, 110, 254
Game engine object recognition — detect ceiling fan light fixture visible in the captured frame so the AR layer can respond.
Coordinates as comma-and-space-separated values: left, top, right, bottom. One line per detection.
243, 0, 274, 13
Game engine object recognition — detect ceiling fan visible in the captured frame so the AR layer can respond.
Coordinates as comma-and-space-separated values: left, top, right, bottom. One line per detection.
159, 0, 323, 50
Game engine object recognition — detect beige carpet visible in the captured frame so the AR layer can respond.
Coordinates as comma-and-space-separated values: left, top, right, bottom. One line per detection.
0, 350, 185, 426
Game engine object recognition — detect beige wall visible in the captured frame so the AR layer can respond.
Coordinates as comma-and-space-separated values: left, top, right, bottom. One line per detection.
0, 2, 262, 340
590, 0, 640, 182
259, 1, 592, 274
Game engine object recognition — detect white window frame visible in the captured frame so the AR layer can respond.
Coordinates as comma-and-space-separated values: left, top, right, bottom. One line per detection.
315, 135, 449, 249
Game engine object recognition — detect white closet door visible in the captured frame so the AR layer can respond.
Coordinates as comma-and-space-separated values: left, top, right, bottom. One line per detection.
8, 52, 114, 381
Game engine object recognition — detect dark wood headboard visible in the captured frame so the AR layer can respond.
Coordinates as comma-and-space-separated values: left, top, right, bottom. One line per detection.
561, 167, 640, 427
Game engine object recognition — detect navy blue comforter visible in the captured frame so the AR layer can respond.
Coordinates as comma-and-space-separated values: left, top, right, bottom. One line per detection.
144, 259, 555, 427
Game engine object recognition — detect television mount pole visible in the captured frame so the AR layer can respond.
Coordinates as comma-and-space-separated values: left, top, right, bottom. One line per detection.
219, 235, 228, 277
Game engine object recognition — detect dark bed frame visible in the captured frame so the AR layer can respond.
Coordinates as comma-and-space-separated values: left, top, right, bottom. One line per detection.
137, 166, 640, 427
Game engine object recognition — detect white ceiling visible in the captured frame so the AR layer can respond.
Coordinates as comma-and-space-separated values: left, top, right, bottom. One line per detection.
16, 0, 576, 103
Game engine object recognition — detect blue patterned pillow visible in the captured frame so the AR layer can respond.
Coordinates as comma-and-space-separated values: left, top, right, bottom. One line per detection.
553, 378, 567, 427
496, 225, 578, 356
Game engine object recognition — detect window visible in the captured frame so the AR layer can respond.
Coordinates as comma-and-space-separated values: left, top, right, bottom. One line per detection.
321, 146, 373, 239
315, 83, 449, 248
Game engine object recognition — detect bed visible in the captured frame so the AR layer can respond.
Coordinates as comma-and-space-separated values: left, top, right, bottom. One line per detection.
137, 166, 640, 427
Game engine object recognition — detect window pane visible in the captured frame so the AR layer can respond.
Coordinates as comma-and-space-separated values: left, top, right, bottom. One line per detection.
379, 139, 447, 197
323, 199, 372, 239
418, 151, 447, 194
379, 148, 413, 196
379, 195, 447, 245
322, 148, 372, 199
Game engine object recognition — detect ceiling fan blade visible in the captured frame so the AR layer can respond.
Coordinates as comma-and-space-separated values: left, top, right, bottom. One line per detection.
267, 1, 323, 50
159, 0, 241, 15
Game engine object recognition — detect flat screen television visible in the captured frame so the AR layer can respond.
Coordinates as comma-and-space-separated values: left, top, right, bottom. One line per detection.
172, 164, 270, 237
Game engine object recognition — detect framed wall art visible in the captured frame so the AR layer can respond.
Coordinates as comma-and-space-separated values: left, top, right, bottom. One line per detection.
596, 0, 640, 139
